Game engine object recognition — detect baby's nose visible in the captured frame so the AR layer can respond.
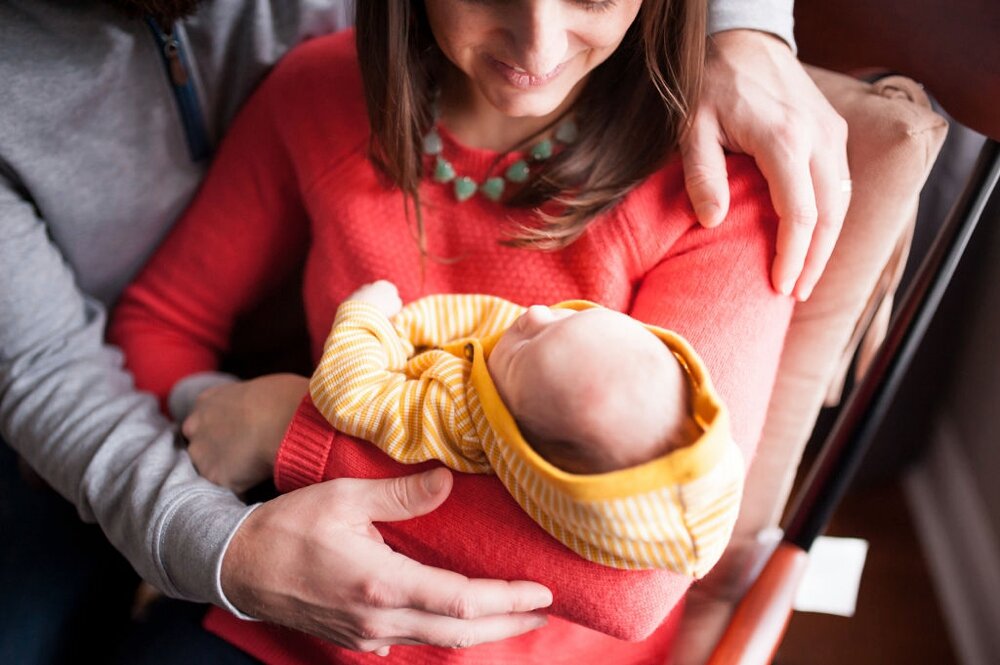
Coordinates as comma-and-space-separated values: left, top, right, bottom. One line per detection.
519, 304, 555, 332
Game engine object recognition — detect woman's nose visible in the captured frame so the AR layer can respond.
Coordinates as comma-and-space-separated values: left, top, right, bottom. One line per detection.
507, 1, 569, 76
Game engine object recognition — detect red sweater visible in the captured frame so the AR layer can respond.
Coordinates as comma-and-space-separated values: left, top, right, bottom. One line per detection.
111, 30, 793, 665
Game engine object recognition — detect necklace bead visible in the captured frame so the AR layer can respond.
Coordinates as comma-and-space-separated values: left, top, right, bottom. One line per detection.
480, 177, 506, 202
433, 156, 456, 183
423, 118, 576, 203
554, 120, 579, 145
505, 159, 530, 183
423, 130, 443, 156
453, 177, 477, 202
530, 139, 553, 161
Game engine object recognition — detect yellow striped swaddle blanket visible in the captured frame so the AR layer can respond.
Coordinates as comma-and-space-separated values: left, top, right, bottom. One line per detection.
310, 294, 744, 578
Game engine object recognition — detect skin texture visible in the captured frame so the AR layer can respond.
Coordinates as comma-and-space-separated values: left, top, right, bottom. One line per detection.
487, 305, 692, 474
221, 468, 551, 656
182, 373, 309, 494
681, 29, 851, 300
426, 0, 642, 150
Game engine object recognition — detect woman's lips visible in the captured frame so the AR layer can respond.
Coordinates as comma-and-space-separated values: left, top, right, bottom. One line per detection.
486, 54, 567, 89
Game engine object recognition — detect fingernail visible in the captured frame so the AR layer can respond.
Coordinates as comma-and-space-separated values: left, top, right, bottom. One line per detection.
778, 279, 794, 296
533, 589, 553, 608
796, 284, 814, 301
531, 615, 549, 629
423, 468, 448, 494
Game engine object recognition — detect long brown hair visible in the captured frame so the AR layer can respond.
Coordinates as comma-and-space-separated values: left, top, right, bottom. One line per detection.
357, 1, 706, 251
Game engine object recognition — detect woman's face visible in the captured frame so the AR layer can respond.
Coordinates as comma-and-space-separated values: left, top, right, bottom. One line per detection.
424, 0, 643, 118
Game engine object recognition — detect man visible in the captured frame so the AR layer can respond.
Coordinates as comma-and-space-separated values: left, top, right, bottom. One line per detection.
0, 0, 846, 661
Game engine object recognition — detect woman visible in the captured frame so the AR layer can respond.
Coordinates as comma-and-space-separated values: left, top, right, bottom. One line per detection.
111, 0, 794, 662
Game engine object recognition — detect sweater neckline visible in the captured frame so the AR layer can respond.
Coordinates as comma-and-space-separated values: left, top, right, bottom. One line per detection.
432, 122, 524, 179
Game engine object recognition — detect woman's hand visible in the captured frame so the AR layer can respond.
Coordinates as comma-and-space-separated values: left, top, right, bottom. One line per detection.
182, 373, 308, 493
222, 468, 552, 655
681, 29, 851, 301
347, 280, 403, 317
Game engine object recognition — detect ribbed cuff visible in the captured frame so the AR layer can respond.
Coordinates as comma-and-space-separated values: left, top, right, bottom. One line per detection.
273, 396, 335, 492
213, 502, 263, 621
168, 371, 239, 422
155, 487, 255, 609
707, 0, 797, 53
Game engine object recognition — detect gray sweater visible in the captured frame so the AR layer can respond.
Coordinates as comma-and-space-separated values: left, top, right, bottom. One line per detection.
0, 0, 791, 613
0, 0, 351, 611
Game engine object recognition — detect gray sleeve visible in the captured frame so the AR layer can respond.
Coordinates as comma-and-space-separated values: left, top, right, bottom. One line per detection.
0, 174, 253, 612
707, 0, 797, 52
169, 371, 240, 422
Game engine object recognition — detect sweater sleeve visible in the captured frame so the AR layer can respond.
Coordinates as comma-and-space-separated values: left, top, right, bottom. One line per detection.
707, 0, 797, 52
392, 294, 526, 347
108, 60, 310, 409
628, 155, 795, 461
0, 171, 253, 610
310, 301, 490, 473
280, 294, 523, 489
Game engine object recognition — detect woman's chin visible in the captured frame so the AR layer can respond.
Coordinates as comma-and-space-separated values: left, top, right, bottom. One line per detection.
480, 87, 574, 121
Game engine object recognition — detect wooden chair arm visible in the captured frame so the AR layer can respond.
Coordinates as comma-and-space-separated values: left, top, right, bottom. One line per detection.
705, 542, 810, 665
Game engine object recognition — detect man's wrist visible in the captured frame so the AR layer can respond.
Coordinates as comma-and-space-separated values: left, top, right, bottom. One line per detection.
217, 502, 264, 622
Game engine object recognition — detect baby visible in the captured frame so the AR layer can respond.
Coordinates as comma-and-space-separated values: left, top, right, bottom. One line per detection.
310, 281, 744, 577
483, 297, 696, 475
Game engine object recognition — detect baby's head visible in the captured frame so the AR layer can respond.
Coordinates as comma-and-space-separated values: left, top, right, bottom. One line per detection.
487, 306, 695, 475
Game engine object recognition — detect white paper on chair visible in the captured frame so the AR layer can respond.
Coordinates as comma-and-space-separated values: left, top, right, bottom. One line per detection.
792, 536, 869, 617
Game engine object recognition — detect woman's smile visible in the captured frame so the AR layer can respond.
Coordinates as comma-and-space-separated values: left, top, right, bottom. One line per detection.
425, 0, 641, 127
484, 52, 571, 89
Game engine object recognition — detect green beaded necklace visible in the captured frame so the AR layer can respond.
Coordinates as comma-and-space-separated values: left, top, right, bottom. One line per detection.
422, 117, 578, 203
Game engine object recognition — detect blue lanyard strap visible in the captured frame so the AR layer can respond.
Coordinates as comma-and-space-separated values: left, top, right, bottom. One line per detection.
146, 16, 212, 163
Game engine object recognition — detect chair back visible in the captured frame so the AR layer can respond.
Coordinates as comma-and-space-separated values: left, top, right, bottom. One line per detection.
671, 66, 948, 665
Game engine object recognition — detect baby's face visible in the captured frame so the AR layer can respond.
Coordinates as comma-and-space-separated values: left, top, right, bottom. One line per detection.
487, 305, 577, 396
488, 306, 688, 472
489, 305, 657, 400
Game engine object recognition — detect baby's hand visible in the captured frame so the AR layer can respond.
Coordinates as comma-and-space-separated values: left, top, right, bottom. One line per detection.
347, 280, 402, 317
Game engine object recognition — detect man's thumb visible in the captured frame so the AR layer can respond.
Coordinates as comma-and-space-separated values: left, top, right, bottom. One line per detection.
361, 468, 453, 523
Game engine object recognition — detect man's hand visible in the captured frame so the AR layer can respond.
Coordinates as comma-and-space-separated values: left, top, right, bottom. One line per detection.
347, 280, 403, 318
183, 374, 308, 494
222, 468, 552, 656
681, 30, 851, 301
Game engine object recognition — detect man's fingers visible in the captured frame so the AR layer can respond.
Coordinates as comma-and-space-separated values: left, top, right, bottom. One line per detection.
680, 115, 731, 228
390, 556, 552, 618
335, 554, 551, 651
794, 154, 851, 300
755, 147, 818, 295
380, 608, 549, 649
350, 468, 454, 523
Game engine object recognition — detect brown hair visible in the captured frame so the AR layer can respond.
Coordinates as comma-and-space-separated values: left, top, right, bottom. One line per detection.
357, 1, 706, 250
